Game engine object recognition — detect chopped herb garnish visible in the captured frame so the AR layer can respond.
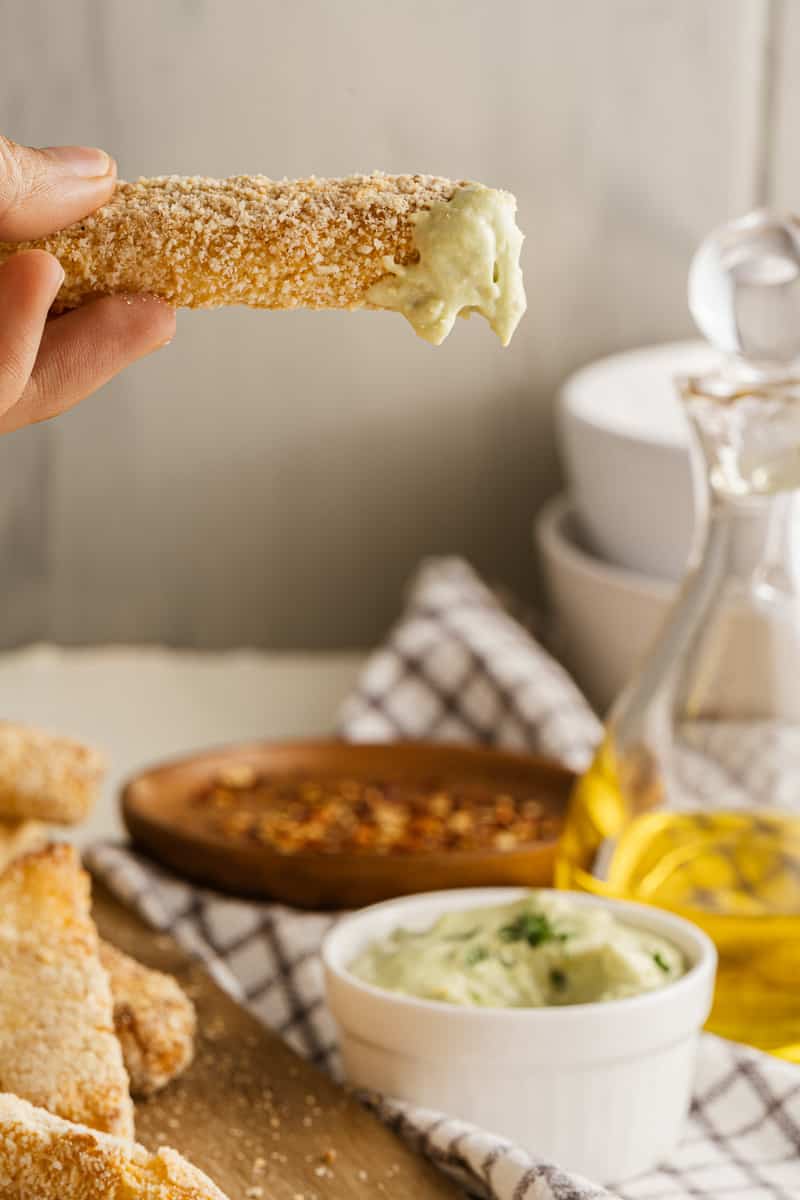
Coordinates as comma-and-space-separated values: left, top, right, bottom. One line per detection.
653, 951, 670, 974
465, 945, 488, 966
549, 968, 568, 990
499, 911, 563, 947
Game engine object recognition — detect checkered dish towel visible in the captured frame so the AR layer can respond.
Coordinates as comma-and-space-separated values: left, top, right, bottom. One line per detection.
88, 559, 800, 1200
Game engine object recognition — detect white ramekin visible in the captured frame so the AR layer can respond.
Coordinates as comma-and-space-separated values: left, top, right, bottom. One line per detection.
322, 888, 716, 1184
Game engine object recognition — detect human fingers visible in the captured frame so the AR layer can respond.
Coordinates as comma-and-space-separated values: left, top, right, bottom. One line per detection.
0, 136, 116, 241
0, 293, 176, 433
0, 249, 65, 416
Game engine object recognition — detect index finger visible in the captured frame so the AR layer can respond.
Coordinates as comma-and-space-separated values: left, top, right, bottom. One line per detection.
0, 136, 116, 241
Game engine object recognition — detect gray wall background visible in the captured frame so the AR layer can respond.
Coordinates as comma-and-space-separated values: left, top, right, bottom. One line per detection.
1, 0, 792, 649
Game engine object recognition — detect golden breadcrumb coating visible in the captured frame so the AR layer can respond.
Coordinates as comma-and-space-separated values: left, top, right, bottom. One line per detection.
0, 722, 105, 824
0, 1093, 229, 1200
0, 830, 195, 1099
100, 942, 196, 1098
0, 817, 47, 871
0, 173, 461, 311
0, 845, 134, 1138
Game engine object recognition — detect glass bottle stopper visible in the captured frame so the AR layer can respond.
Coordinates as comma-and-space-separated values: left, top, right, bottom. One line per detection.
689, 210, 800, 371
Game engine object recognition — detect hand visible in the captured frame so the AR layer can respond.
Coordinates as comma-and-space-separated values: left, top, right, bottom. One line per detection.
0, 137, 176, 434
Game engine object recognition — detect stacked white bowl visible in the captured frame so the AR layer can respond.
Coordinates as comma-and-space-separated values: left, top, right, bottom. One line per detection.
536, 341, 719, 714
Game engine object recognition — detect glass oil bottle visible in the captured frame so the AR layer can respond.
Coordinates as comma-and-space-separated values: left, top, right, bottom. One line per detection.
558, 211, 800, 1058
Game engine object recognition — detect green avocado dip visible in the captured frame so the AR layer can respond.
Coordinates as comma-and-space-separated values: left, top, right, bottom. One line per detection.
349, 892, 685, 1007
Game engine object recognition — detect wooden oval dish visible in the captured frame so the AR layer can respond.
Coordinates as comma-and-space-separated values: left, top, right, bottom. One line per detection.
121, 740, 575, 910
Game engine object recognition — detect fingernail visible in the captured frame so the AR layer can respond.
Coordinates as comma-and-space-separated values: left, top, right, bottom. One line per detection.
41, 255, 65, 299
44, 145, 113, 179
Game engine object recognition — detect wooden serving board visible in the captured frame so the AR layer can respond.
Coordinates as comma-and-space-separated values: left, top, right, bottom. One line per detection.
93, 885, 460, 1200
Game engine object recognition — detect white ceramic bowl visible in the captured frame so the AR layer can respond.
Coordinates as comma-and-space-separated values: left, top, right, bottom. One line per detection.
558, 341, 717, 580
323, 888, 716, 1184
535, 494, 674, 713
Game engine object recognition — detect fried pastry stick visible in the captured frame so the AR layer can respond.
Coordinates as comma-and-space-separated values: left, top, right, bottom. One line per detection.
0, 829, 195, 1098
100, 942, 196, 1098
0, 722, 105, 824
0, 1092, 229, 1200
0, 845, 134, 1138
0, 174, 526, 345
0, 817, 46, 869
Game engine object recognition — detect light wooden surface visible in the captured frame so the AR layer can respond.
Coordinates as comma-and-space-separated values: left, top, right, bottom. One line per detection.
94, 886, 460, 1200
0, 645, 364, 845
0, 0, 776, 649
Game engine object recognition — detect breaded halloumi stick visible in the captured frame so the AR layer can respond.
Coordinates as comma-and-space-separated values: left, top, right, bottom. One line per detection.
0, 829, 194, 1097
100, 942, 196, 1097
0, 816, 47, 870
0, 1092, 229, 1200
0, 845, 134, 1138
0, 174, 526, 345
0, 722, 105, 824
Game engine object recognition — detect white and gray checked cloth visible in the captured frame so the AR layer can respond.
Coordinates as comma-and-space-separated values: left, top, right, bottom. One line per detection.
87, 559, 800, 1200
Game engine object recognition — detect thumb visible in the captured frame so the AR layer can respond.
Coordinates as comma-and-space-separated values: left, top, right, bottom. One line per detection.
0, 137, 116, 241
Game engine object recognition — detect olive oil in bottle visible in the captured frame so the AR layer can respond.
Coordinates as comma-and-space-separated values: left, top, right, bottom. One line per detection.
560, 733, 800, 1057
